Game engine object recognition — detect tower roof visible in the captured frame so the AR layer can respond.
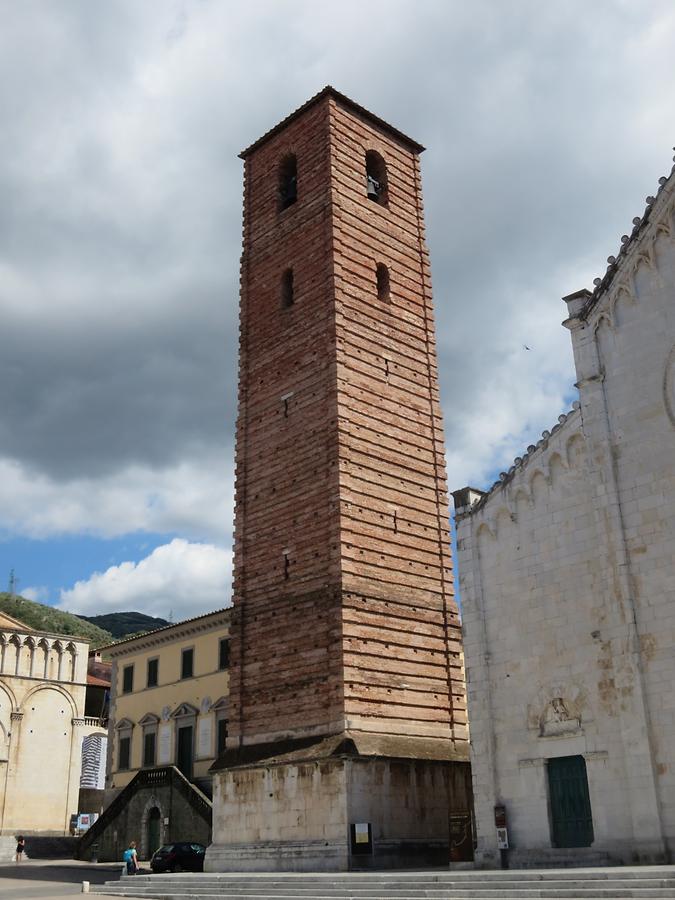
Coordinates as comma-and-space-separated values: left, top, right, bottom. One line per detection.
239, 86, 426, 159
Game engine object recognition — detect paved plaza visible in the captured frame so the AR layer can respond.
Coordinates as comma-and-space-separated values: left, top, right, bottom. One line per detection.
0, 860, 133, 900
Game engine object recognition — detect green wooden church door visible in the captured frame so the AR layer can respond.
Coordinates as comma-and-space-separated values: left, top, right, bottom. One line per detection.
548, 755, 594, 848
147, 807, 161, 857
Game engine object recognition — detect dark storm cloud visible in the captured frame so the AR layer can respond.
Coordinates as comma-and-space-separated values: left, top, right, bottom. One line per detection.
0, 0, 244, 478
1, 0, 674, 521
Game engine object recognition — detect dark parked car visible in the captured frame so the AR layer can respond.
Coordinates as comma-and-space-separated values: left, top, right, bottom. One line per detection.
150, 842, 206, 873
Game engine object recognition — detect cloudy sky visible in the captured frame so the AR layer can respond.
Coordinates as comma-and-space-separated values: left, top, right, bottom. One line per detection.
1, 0, 674, 621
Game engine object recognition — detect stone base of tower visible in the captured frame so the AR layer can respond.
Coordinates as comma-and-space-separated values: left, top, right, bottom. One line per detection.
205, 733, 471, 872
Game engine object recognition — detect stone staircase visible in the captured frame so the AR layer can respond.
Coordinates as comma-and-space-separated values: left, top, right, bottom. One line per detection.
0, 833, 76, 861
21, 835, 78, 858
92, 867, 675, 899
76, 765, 212, 862
0, 836, 16, 862
507, 849, 615, 869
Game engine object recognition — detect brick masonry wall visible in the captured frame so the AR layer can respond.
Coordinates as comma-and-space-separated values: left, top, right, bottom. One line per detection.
455, 172, 675, 864
328, 99, 464, 743
228, 92, 466, 750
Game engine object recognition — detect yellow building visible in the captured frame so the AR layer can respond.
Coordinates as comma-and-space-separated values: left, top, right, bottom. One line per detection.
77, 608, 231, 861
0, 611, 104, 839
105, 607, 231, 797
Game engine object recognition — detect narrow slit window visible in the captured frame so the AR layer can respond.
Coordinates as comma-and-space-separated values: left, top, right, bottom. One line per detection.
376, 263, 390, 301
283, 551, 290, 580
279, 154, 297, 210
281, 268, 294, 308
365, 150, 388, 205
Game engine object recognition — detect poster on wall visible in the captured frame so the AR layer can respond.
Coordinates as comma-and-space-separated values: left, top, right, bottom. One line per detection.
158, 723, 172, 764
197, 716, 212, 758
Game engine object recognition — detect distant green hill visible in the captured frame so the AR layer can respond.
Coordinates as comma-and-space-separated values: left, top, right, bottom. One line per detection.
77, 611, 170, 639
0, 593, 112, 646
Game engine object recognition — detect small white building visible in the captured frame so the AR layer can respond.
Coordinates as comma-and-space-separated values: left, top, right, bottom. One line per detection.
454, 159, 675, 866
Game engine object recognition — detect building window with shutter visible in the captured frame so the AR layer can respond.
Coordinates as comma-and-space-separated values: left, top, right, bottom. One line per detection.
139, 714, 159, 768
122, 664, 134, 694
143, 731, 156, 767
118, 735, 131, 771
147, 657, 159, 688
181, 647, 194, 680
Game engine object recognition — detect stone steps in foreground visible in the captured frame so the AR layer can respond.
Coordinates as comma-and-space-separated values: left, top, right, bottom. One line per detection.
93, 892, 675, 900
0, 837, 16, 863
99, 871, 675, 883
91, 866, 675, 900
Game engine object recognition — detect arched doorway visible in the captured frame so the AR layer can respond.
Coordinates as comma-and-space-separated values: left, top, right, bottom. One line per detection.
147, 807, 161, 858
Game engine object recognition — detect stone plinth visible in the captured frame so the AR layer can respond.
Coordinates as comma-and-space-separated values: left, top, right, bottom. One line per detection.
206, 734, 470, 872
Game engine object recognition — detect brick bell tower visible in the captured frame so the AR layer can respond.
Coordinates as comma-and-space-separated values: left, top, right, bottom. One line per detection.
206, 88, 470, 872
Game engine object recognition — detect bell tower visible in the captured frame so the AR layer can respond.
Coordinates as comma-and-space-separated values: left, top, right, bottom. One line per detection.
207, 87, 470, 872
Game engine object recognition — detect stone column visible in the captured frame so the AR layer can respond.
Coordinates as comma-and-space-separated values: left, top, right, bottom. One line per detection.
1, 712, 23, 831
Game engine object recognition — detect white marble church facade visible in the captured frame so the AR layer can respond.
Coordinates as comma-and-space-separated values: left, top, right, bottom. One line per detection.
454, 159, 675, 866
0, 612, 97, 836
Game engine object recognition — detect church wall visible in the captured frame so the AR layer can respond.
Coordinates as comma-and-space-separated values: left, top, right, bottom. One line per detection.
455, 168, 675, 865
0, 628, 89, 835
457, 411, 638, 864
576, 202, 675, 854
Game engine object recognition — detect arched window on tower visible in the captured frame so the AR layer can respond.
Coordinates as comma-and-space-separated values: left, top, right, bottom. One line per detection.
279, 154, 297, 210
376, 263, 390, 302
365, 150, 388, 206
281, 268, 294, 308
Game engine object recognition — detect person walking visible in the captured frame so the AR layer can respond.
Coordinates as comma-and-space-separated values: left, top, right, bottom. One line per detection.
123, 840, 138, 875
15, 836, 25, 863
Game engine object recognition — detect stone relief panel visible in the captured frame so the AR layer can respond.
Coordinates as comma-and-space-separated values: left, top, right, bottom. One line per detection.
539, 698, 582, 737
527, 682, 589, 739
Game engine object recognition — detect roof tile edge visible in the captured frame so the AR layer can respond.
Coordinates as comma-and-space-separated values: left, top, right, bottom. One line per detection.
580, 154, 675, 320
454, 403, 582, 518
238, 86, 425, 159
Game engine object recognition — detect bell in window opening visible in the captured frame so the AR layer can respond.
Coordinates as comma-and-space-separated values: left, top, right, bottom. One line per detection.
365, 150, 388, 205
279, 154, 297, 210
